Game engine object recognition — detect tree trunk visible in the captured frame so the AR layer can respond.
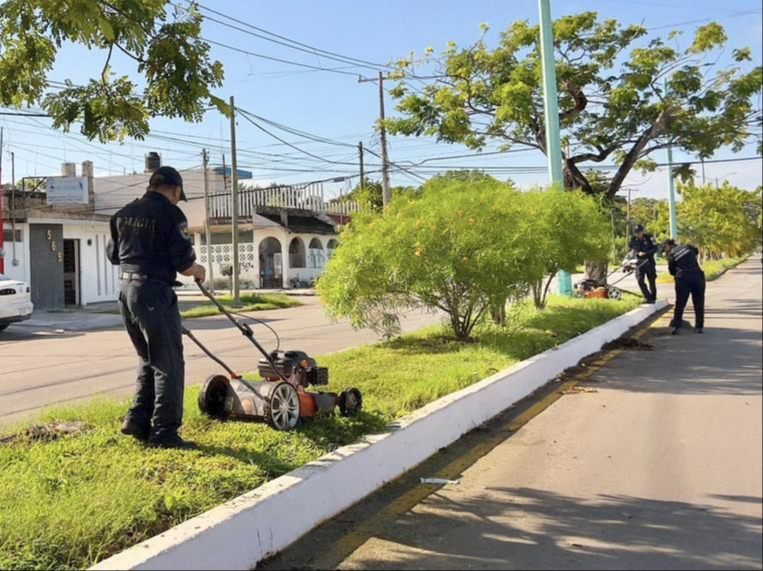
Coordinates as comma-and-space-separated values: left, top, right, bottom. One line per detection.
585, 260, 609, 284
490, 302, 507, 326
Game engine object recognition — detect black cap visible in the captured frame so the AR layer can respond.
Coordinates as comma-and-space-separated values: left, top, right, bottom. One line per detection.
149, 166, 187, 201
633, 224, 645, 234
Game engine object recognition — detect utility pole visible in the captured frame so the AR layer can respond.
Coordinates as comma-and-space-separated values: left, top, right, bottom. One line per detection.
359, 72, 391, 208
0, 127, 4, 275
538, 0, 572, 294
626, 186, 632, 239
701, 157, 707, 185
10, 151, 17, 267
229, 96, 241, 307
221, 154, 228, 191
202, 149, 215, 294
359, 141, 365, 190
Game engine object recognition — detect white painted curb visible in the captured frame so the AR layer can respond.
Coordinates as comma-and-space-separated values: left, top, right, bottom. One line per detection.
92, 301, 667, 571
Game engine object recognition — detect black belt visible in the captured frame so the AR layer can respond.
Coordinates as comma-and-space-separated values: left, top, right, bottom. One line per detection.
121, 272, 149, 281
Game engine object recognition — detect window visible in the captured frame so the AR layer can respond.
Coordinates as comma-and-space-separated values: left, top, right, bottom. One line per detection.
327, 239, 339, 258
308, 238, 325, 269
289, 238, 306, 268
2, 229, 23, 243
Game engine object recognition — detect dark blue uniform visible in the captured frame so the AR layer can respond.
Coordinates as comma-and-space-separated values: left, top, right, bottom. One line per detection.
668, 244, 706, 330
107, 192, 196, 441
629, 233, 659, 303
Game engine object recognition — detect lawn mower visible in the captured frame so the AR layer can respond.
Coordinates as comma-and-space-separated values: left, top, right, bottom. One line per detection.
574, 254, 650, 300
182, 281, 363, 431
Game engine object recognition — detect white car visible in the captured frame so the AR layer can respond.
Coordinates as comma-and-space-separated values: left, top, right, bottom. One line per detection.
0, 273, 33, 332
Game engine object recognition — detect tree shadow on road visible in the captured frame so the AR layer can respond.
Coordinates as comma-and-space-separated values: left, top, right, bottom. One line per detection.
350, 487, 762, 570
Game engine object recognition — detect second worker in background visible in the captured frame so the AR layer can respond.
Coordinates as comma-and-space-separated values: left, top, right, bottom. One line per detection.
629, 224, 659, 304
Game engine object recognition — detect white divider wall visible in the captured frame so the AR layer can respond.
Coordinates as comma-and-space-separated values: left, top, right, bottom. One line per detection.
93, 301, 667, 571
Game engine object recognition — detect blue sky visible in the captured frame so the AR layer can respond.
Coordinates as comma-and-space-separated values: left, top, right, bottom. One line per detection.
2, 0, 762, 200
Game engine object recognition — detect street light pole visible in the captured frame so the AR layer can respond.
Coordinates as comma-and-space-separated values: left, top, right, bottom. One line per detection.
538, 0, 572, 295
665, 80, 679, 240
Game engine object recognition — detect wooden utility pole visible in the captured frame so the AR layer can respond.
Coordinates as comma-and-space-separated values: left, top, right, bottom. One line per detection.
359, 141, 365, 190
359, 72, 391, 208
202, 149, 215, 293
229, 96, 241, 307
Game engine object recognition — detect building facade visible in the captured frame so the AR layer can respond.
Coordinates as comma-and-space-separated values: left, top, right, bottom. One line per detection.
1, 156, 358, 309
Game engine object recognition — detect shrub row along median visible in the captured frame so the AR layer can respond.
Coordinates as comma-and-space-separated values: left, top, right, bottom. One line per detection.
0, 295, 639, 571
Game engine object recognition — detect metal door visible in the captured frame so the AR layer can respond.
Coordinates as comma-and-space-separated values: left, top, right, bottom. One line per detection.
29, 224, 65, 310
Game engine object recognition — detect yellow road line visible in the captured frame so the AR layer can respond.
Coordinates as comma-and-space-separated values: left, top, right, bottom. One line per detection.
297, 307, 671, 571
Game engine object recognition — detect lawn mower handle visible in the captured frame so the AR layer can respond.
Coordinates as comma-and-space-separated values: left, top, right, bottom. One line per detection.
194, 280, 291, 383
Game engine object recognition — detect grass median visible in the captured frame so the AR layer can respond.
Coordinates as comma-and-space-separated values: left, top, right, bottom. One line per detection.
0, 295, 640, 571
179, 292, 302, 318
656, 255, 750, 284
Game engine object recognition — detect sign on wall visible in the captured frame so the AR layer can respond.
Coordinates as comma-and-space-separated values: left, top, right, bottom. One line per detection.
46, 177, 89, 205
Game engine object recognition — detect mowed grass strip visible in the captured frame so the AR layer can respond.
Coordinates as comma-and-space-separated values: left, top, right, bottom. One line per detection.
179, 292, 301, 319
656, 255, 750, 284
0, 296, 640, 571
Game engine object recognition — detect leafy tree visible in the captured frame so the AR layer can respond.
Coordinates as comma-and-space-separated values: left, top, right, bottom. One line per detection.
0, 0, 226, 141
387, 13, 762, 200
333, 178, 419, 211
317, 174, 536, 340
524, 189, 610, 308
678, 182, 761, 259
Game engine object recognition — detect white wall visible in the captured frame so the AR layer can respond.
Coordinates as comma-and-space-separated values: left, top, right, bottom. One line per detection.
195, 229, 338, 290
62, 223, 120, 305
1, 222, 31, 283
1, 220, 117, 305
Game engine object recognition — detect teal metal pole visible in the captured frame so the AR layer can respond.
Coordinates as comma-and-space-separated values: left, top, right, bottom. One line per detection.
665, 80, 679, 240
538, 0, 572, 294
538, 0, 564, 185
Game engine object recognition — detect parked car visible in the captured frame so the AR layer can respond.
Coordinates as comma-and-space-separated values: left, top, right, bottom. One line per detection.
0, 273, 33, 332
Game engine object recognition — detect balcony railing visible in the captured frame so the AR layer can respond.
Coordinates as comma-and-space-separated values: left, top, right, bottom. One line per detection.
208, 183, 365, 220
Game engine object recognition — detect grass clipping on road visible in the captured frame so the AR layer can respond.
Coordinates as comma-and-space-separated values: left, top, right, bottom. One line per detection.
180, 292, 301, 319
0, 296, 639, 570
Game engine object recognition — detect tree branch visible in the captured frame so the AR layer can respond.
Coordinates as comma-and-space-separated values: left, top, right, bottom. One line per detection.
606, 108, 674, 199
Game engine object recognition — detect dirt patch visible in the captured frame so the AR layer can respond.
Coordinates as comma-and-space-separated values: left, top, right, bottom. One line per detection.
0, 421, 90, 445
561, 386, 599, 395
602, 337, 655, 351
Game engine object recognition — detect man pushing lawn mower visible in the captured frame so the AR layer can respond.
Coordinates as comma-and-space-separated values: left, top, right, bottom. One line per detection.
107, 165, 362, 445
108, 166, 206, 449
629, 224, 659, 304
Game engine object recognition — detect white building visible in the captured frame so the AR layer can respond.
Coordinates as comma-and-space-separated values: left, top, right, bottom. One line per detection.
1, 156, 358, 309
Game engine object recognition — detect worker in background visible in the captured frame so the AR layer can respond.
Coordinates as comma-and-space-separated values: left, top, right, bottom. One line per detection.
629, 224, 659, 304
108, 166, 206, 449
662, 239, 706, 335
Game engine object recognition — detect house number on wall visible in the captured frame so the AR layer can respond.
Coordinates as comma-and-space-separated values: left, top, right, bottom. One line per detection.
47, 229, 62, 262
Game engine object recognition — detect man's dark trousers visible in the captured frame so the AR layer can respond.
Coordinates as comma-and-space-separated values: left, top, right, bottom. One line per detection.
673, 274, 706, 329
118, 278, 185, 439
636, 262, 658, 302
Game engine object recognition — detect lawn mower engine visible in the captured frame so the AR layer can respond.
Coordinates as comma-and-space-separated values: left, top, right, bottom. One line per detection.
574, 279, 624, 300
198, 350, 363, 431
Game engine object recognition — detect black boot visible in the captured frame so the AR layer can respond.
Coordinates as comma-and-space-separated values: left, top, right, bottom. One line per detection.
121, 418, 151, 442
695, 326, 704, 334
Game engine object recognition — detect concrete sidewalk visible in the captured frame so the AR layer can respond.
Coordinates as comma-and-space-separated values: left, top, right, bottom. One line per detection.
269, 260, 763, 570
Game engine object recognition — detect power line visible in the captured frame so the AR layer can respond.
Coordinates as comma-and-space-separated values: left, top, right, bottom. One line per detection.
203, 37, 367, 78
193, 2, 394, 71
185, 4, 388, 73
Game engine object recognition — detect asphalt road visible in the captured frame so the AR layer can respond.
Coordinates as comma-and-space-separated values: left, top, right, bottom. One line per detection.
267, 259, 763, 571
0, 297, 438, 426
